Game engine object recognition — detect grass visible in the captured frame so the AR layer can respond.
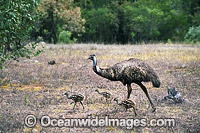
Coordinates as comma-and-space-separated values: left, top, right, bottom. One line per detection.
0, 43, 200, 132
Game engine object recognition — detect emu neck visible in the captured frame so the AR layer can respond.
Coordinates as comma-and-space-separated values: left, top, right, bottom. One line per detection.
92, 58, 113, 80
96, 90, 103, 95
115, 100, 119, 105
65, 93, 71, 99
92, 57, 101, 75
93, 57, 97, 66
93, 65, 102, 76
96, 90, 100, 94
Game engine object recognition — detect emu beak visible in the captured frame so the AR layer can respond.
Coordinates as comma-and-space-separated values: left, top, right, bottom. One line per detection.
88, 57, 91, 60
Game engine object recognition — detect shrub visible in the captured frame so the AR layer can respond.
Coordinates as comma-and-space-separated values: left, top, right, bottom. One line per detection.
58, 31, 72, 44
0, 0, 42, 69
184, 26, 200, 43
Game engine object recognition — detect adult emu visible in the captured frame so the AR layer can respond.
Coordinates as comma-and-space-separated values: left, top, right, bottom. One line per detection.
88, 54, 160, 112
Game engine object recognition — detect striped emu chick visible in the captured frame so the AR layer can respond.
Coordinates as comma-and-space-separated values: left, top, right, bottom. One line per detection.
114, 98, 137, 116
95, 89, 111, 103
88, 54, 160, 112
64, 92, 84, 110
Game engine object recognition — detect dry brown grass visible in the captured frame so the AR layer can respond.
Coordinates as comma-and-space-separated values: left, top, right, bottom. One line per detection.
0, 43, 200, 132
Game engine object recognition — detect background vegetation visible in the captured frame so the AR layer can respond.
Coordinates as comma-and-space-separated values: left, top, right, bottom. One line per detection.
1, 0, 200, 46
0, 0, 42, 69
1, 0, 200, 67
32, 0, 200, 44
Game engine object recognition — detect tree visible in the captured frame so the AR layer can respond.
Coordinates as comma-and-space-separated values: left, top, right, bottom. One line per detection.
37, 0, 85, 44
0, 0, 42, 69
75, 0, 190, 43
80, 0, 119, 43
123, 0, 188, 43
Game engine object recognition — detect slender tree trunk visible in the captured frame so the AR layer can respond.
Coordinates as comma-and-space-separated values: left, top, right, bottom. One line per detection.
3, 45, 7, 58
0, 44, 7, 67
117, 0, 125, 44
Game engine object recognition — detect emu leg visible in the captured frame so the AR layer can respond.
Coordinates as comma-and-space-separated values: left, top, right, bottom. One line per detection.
127, 84, 132, 99
80, 101, 84, 109
133, 107, 137, 116
73, 102, 77, 110
136, 82, 156, 112
105, 98, 107, 103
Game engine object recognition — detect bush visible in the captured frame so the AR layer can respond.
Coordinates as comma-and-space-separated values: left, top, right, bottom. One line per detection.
184, 26, 200, 43
0, 0, 41, 69
58, 31, 72, 44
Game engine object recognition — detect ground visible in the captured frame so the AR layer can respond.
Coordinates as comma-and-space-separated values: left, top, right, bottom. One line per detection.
0, 43, 199, 132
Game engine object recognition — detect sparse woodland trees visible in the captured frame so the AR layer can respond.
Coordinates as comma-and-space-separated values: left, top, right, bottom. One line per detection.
0, 0, 85, 68
74, 0, 200, 44
36, 0, 85, 44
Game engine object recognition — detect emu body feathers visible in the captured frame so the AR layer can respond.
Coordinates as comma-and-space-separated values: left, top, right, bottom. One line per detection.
65, 92, 84, 110
93, 58, 160, 87
114, 98, 137, 116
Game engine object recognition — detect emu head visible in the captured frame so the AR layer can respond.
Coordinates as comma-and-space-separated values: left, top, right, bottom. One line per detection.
113, 98, 118, 102
64, 92, 68, 96
88, 54, 97, 66
88, 54, 95, 61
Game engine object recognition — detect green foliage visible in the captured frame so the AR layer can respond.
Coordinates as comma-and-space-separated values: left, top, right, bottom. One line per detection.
167, 39, 172, 44
131, 32, 135, 40
36, 0, 85, 44
191, 7, 200, 26
76, 0, 190, 43
80, 1, 119, 43
0, 0, 197, 48
0, 0, 42, 69
123, 0, 188, 43
58, 31, 72, 44
184, 26, 200, 43
24, 93, 28, 105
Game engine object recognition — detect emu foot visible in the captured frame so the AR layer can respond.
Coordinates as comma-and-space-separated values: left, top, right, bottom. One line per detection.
134, 112, 137, 116
151, 108, 156, 113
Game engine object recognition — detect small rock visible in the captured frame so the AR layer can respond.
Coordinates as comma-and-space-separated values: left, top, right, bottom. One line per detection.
48, 60, 56, 65
181, 64, 186, 68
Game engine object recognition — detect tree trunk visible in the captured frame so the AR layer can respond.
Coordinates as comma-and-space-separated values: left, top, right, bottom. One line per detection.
117, 0, 126, 44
